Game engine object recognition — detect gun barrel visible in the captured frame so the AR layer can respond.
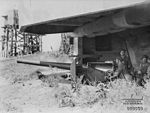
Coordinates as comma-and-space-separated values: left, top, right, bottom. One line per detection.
17, 59, 71, 70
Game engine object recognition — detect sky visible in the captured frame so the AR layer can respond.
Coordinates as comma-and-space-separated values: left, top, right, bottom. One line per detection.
0, 0, 145, 52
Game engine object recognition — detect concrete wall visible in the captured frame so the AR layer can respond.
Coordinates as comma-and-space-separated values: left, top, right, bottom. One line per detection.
125, 26, 150, 66
81, 26, 150, 66
82, 34, 125, 62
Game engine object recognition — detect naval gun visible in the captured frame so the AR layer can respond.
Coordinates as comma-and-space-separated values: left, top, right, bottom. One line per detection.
17, 58, 114, 84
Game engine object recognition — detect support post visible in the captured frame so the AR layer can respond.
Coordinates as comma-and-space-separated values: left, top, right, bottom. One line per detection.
70, 58, 77, 82
6, 28, 9, 57
78, 37, 83, 65
14, 28, 17, 56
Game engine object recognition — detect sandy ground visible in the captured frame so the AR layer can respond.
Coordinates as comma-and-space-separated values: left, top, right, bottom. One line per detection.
0, 56, 93, 113
0, 54, 150, 113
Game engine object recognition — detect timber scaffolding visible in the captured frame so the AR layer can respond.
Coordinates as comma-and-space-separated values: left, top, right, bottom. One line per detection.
0, 10, 42, 58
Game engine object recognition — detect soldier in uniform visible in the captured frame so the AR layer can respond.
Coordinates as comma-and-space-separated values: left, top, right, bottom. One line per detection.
138, 55, 149, 75
137, 55, 150, 86
113, 49, 132, 80
147, 65, 150, 80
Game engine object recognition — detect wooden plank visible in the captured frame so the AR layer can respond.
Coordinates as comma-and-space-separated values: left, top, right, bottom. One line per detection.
70, 58, 76, 82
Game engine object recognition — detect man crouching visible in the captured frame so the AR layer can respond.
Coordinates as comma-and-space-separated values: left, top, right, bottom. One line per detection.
136, 55, 150, 86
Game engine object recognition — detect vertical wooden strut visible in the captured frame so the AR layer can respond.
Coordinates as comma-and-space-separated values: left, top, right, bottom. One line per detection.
70, 58, 77, 82
1, 10, 42, 58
